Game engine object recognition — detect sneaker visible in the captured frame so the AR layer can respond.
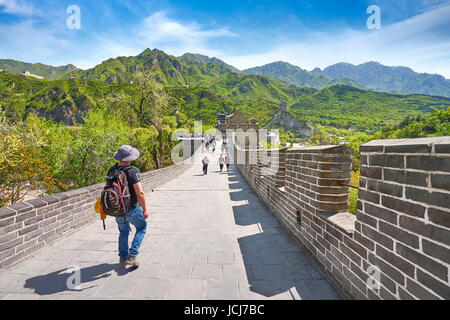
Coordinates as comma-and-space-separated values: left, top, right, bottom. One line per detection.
125, 255, 140, 268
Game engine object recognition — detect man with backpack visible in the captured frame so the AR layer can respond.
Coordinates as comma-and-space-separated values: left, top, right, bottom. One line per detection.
103, 145, 149, 268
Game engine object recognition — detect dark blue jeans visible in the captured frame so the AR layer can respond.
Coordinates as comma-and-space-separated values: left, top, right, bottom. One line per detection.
115, 205, 147, 258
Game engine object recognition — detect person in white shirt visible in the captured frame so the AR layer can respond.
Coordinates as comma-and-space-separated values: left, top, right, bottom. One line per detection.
225, 154, 231, 171
218, 154, 225, 172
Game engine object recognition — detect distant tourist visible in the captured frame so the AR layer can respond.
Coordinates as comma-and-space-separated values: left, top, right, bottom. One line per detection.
104, 145, 149, 268
222, 140, 227, 153
202, 156, 209, 175
225, 154, 231, 171
218, 154, 225, 172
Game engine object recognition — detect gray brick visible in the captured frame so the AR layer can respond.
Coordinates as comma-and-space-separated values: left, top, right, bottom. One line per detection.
18, 224, 40, 236
24, 229, 43, 242
396, 243, 447, 282
407, 155, 450, 172
367, 180, 403, 198
25, 199, 47, 209
379, 221, 420, 249
340, 243, 364, 268
368, 252, 405, 285
384, 169, 427, 187
0, 231, 18, 244
0, 237, 23, 252
362, 225, 394, 250
422, 239, 450, 264
343, 236, 368, 260
406, 278, 441, 300
0, 207, 16, 219
7, 202, 33, 214
385, 143, 432, 154
428, 207, 450, 229
361, 166, 382, 180
15, 238, 38, 253
0, 222, 22, 236
342, 266, 367, 294
375, 245, 415, 278
364, 202, 397, 224
356, 211, 378, 228
398, 287, 416, 300
380, 273, 397, 295
359, 190, 380, 205
405, 187, 450, 209
379, 286, 398, 300
353, 232, 375, 252
399, 215, 450, 246
417, 269, 450, 300
381, 195, 426, 218
0, 217, 15, 228
369, 155, 404, 168
435, 144, 450, 153
15, 210, 37, 223
430, 173, 450, 190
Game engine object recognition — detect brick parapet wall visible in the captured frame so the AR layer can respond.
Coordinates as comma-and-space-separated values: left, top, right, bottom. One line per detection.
235, 137, 450, 300
0, 142, 200, 268
356, 137, 450, 300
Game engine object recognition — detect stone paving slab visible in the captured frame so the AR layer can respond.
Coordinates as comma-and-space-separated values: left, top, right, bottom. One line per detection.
0, 141, 342, 300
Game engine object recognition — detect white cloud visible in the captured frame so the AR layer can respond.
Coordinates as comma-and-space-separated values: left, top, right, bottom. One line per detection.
69, 11, 237, 69
221, 4, 450, 78
0, 0, 40, 16
135, 11, 237, 57
0, 19, 70, 63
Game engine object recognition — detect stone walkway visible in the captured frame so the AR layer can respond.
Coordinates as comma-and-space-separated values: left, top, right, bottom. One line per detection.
0, 142, 342, 300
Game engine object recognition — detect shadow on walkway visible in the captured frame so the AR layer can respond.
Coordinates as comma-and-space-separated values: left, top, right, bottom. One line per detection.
227, 166, 341, 300
23, 263, 134, 296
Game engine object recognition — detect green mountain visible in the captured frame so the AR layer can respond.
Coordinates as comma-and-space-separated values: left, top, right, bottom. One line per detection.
0, 70, 114, 125
67, 48, 233, 86
243, 61, 366, 90
0, 70, 279, 127
64, 49, 312, 104
374, 107, 450, 139
179, 53, 240, 73
319, 61, 450, 98
3, 66, 450, 134
289, 84, 450, 131
0, 59, 78, 80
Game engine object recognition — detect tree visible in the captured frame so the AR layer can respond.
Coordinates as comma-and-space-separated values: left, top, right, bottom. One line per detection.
61, 109, 130, 188
0, 112, 56, 205
108, 72, 170, 168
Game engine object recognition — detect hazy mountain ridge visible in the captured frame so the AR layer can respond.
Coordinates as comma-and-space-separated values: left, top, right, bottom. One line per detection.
243, 61, 366, 90
318, 61, 450, 97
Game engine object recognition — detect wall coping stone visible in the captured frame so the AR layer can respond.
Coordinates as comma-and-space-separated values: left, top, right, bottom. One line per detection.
319, 211, 356, 235
362, 136, 450, 153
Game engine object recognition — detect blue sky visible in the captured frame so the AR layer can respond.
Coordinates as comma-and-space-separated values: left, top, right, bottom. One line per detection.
0, 0, 450, 77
